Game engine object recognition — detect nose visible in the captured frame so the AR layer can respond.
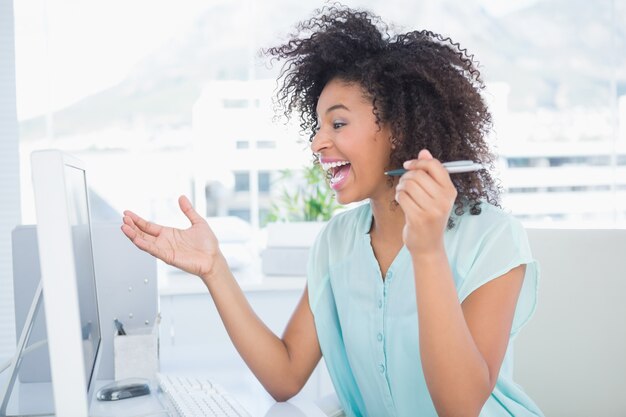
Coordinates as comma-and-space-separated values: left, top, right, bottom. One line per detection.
311, 128, 330, 154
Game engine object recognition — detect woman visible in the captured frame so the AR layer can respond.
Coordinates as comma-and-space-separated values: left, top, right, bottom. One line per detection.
122, 5, 544, 416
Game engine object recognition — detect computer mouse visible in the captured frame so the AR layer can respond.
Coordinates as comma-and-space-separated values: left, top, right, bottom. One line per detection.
96, 378, 151, 401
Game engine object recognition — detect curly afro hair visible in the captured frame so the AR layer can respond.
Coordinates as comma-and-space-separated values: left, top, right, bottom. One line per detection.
264, 3, 501, 226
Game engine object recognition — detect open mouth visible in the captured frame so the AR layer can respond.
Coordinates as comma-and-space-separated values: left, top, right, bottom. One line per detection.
321, 160, 351, 188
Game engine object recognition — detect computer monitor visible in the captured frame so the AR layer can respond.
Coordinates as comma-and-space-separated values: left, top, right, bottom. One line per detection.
28, 150, 102, 416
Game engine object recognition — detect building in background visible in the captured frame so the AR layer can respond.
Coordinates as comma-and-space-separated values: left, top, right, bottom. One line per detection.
13, 0, 626, 231
192, 79, 311, 228
493, 85, 626, 227
5, 0, 626, 381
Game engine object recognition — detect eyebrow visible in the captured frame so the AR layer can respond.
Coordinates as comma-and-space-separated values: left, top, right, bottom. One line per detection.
324, 104, 350, 114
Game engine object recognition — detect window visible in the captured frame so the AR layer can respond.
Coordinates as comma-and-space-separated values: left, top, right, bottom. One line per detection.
0, 0, 20, 362
258, 171, 271, 193
223, 99, 248, 108
13, 0, 624, 231
28, 2, 626, 229
234, 171, 250, 192
236, 140, 250, 149
256, 140, 276, 149
4, 0, 626, 361
227, 208, 250, 222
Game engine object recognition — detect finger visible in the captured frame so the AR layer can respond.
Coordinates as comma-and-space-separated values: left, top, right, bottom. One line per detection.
122, 216, 156, 243
120, 223, 137, 241
403, 148, 434, 166
418, 149, 434, 160
395, 188, 425, 217
122, 223, 164, 260
179, 195, 204, 226
396, 180, 435, 212
398, 169, 441, 200
123, 210, 162, 236
403, 158, 450, 188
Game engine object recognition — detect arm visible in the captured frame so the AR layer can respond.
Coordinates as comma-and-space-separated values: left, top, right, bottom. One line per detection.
121, 196, 321, 401
204, 260, 322, 401
412, 253, 524, 416
395, 150, 525, 416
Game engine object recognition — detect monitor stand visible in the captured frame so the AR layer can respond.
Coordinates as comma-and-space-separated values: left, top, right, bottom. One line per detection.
0, 281, 46, 415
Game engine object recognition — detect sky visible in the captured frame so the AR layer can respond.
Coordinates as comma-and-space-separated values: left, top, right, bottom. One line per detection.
12, 0, 539, 121
13, 0, 211, 120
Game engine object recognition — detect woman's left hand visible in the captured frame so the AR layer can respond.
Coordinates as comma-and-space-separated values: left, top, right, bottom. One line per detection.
395, 149, 457, 256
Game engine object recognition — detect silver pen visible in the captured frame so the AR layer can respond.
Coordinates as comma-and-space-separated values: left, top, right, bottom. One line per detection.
384, 160, 484, 176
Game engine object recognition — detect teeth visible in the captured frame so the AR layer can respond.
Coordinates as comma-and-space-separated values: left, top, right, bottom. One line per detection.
321, 161, 350, 171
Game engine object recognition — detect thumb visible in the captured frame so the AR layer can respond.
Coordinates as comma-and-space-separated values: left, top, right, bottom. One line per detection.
179, 195, 204, 225
418, 149, 433, 160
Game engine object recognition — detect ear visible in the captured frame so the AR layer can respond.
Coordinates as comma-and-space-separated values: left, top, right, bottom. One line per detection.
385, 127, 397, 150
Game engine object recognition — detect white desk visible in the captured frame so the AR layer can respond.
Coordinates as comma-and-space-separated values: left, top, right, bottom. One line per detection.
2, 296, 332, 417
2, 267, 335, 416
157, 271, 335, 404
154, 271, 336, 416
1, 353, 330, 417
157, 345, 330, 417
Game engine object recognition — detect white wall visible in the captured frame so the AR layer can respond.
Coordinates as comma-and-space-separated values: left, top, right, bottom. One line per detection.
0, 0, 20, 362
516, 229, 626, 416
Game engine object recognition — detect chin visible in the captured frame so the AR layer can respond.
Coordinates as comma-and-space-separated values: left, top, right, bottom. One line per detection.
334, 190, 362, 206
335, 195, 350, 205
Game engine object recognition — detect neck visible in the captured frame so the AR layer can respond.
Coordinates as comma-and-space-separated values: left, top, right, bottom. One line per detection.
369, 192, 405, 242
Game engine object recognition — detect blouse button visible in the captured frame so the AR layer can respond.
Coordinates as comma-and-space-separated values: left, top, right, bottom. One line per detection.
377, 333, 383, 342
379, 364, 385, 374
378, 299, 383, 309
387, 270, 393, 280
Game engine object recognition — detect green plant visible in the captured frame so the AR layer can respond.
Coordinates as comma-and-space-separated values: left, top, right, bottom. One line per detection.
265, 164, 341, 223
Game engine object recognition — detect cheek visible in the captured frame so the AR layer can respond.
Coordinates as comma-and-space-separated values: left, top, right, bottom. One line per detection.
377, 144, 394, 169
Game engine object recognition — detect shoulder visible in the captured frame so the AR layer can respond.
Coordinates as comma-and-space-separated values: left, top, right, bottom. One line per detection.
452, 201, 523, 239
448, 201, 532, 266
309, 202, 369, 270
446, 201, 529, 262
450, 203, 539, 331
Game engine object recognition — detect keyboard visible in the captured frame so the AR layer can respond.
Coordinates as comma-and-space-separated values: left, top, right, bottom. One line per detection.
156, 373, 252, 417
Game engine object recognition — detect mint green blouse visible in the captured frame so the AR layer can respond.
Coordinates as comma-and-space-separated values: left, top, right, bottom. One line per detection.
307, 201, 544, 417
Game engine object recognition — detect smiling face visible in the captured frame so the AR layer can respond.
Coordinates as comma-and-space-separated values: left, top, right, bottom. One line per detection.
311, 78, 395, 205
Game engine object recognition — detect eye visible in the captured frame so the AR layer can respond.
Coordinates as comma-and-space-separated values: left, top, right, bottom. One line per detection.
333, 121, 346, 129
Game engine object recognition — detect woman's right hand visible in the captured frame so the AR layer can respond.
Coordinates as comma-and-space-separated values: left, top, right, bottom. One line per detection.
121, 195, 222, 282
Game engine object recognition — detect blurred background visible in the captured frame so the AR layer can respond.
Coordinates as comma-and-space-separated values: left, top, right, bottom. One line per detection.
1, 0, 625, 367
